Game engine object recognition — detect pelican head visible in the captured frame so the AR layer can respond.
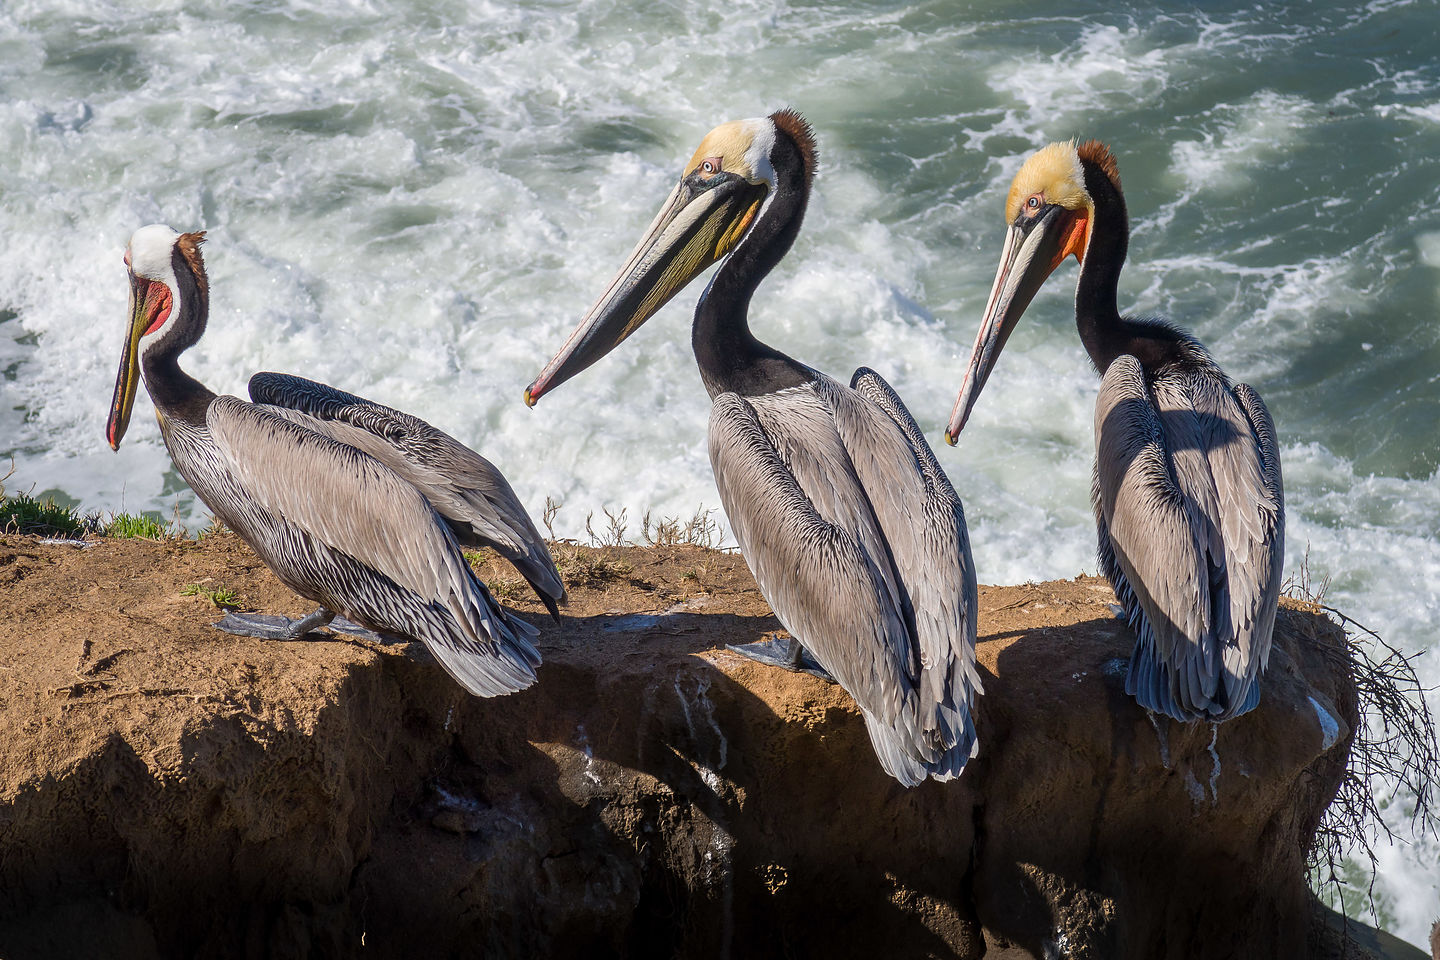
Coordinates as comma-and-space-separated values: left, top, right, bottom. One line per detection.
524, 110, 815, 405
944, 140, 1119, 443
106, 224, 207, 450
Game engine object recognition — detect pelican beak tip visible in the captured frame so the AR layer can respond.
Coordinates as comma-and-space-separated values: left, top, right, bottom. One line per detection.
523, 385, 538, 408
943, 430, 958, 447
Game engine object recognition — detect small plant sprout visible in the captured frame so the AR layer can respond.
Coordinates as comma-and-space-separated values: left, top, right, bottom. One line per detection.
180, 583, 242, 610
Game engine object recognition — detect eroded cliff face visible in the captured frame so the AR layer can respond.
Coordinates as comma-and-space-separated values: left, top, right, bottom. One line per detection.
0, 533, 1362, 959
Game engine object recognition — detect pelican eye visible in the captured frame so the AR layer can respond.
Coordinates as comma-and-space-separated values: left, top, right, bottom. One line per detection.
1024, 195, 1043, 215
699, 157, 722, 177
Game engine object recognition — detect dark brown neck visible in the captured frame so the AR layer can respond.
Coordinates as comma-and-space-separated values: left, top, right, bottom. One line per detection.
142, 248, 216, 425
1074, 159, 1187, 375
692, 130, 815, 399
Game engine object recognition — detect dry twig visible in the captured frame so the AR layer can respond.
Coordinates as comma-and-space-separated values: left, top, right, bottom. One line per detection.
1307, 605, 1438, 921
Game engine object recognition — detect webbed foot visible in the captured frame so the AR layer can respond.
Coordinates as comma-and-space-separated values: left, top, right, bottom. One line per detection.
726, 633, 837, 683
215, 607, 339, 640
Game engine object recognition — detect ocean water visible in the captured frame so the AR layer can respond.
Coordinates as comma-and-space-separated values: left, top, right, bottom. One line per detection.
2, 0, 1437, 943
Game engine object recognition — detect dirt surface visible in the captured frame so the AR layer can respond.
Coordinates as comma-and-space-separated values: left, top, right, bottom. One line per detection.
0, 531, 1385, 959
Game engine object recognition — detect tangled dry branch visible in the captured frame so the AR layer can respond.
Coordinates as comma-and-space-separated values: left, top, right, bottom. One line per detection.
1307, 605, 1439, 919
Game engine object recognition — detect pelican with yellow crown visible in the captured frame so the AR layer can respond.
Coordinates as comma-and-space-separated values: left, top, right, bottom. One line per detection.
946, 140, 1285, 722
526, 110, 982, 786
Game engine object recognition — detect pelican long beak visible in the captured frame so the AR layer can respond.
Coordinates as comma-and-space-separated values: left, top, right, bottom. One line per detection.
944, 204, 1089, 444
106, 272, 168, 450
524, 174, 768, 406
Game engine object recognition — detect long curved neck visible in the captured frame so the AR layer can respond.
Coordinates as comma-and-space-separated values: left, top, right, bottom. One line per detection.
692, 135, 814, 399
1074, 160, 1130, 373
1074, 161, 1186, 375
142, 253, 215, 426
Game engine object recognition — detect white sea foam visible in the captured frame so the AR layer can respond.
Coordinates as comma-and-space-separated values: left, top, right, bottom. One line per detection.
986, 23, 1175, 128
3, 0, 1440, 947
1168, 91, 1315, 194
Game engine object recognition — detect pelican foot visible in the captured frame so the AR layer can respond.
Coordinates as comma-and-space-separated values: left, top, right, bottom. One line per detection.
726, 634, 836, 683
215, 605, 356, 639
215, 612, 326, 640
216, 610, 402, 644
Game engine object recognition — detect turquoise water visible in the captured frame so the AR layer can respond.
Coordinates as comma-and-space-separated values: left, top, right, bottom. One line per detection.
2, 0, 1437, 942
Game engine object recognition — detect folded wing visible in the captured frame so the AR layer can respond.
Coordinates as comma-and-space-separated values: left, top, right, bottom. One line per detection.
1094, 355, 1282, 720
709, 371, 978, 785
207, 396, 540, 697
249, 372, 564, 617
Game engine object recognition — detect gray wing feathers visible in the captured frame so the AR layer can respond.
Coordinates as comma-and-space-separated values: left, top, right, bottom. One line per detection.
709, 394, 912, 704
710, 374, 978, 785
1094, 356, 1283, 721
1225, 382, 1285, 715
709, 393, 925, 786
1095, 358, 1216, 719
249, 373, 564, 613
845, 369, 981, 758
207, 397, 539, 697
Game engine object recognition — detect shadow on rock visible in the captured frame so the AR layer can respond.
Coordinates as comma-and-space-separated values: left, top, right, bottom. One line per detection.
0, 553, 1378, 960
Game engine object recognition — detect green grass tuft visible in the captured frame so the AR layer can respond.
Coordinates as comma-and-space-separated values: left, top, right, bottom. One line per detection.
106, 512, 176, 540
0, 488, 87, 537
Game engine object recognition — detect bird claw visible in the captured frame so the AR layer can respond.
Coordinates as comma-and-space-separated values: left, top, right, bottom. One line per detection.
214, 612, 321, 640
726, 634, 837, 683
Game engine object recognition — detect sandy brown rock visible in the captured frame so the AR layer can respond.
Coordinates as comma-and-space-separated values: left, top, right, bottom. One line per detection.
0, 532, 1371, 958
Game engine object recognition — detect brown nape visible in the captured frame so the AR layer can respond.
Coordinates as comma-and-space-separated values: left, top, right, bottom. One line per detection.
770, 107, 817, 181
1077, 140, 1121, 192
175, 231, 209, 301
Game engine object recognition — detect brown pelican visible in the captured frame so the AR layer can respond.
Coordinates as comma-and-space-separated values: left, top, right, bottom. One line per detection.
946, 140, 1284, 722
106, 225, 557, 697
525, 110, 981, 786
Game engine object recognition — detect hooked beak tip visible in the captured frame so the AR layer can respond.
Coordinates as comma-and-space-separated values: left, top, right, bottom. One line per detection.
523, 384, 539, 408
944, 430, 959, 447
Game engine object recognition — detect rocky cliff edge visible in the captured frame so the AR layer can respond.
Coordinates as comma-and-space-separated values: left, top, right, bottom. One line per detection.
0, 532, 1386, 959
